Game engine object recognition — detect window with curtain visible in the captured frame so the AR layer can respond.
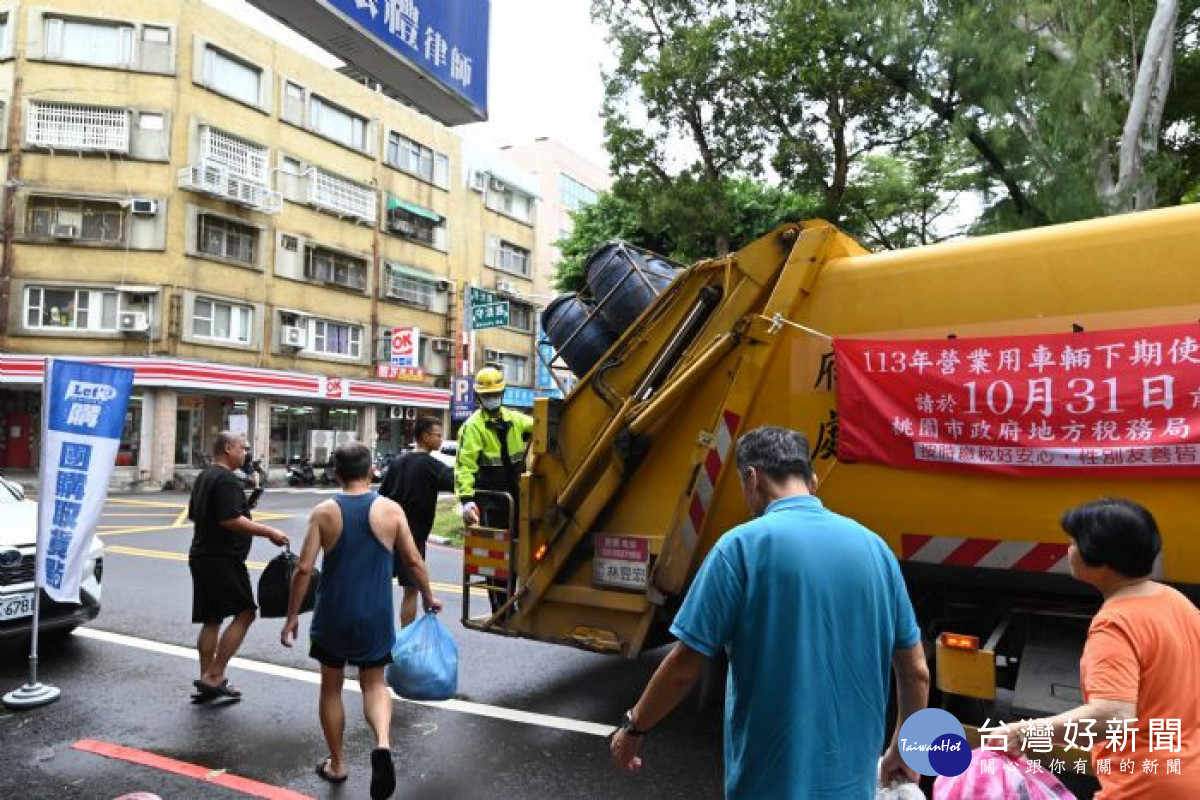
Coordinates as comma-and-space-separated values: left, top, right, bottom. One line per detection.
310, 319, 362, 358
202, 45, 261, 106
311, 95, 367, 150
192, 297, 253, 343
44, 17, 134, 67
24, 286, 120, 331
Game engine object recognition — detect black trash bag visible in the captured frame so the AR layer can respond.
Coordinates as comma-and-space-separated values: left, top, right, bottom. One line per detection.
257, 546, 319, 618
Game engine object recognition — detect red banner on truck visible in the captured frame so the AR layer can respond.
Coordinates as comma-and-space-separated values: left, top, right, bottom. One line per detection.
834, 323, 1200, 476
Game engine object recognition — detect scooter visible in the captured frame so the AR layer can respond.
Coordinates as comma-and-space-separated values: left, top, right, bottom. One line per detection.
287, 458, 316, 487
318, 461, 337, 486
235, 456, 267, 489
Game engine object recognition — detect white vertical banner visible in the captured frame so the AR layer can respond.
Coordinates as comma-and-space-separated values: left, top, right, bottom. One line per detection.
36, 359, 134, 603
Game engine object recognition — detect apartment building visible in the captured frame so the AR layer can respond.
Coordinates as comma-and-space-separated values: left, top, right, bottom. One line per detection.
0, 0, 540, 487
501, 137, 610, 301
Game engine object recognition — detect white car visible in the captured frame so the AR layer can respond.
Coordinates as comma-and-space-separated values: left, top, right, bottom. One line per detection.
0, 474, 104, 639
433, 440, 457, 468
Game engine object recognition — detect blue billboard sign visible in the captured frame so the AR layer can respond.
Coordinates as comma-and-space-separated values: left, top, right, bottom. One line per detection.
326, 0, 489, 118
503, 386, 536, 409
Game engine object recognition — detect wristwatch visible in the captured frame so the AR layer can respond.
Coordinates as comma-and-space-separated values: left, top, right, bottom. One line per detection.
618, 708, 648, 736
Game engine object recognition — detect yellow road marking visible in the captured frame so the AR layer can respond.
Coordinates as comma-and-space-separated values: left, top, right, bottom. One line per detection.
106, 498, 190, 509
104, 545, 481, 595
101, 512, 181, 518
172, 507, 190, 527
96, 524, 191, 537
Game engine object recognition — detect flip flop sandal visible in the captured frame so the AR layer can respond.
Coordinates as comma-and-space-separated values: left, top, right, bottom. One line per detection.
315, 757, 348, 784
192, 679, 242, 699
370, 748, 396, 799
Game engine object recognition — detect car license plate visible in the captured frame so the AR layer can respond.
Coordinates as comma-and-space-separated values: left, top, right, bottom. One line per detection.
0, 592, 35, 622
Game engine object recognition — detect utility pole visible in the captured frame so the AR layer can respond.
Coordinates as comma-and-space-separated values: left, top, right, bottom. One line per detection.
0, 71, 23, 341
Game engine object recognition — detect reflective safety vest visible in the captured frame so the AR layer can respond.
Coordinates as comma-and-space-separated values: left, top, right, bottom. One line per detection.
454, 407, 534, 503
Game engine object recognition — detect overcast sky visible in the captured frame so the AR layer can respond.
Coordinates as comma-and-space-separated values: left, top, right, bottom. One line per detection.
206, 0, 611, 168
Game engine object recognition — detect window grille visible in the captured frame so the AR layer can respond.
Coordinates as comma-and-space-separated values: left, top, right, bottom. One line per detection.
27, 101, 129, 152
310, 168, 376, 223
200, 126, 267, 183
304, 247, 367, 291
198, 215, 257, 264
386, 268, 435, 307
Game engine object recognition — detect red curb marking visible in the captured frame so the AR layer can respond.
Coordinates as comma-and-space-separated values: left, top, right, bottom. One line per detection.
71, 740, 315, 800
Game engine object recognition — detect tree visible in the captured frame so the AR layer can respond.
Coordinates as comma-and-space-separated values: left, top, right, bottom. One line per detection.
854, 0, 1195, 223
591, 0, 1016, 255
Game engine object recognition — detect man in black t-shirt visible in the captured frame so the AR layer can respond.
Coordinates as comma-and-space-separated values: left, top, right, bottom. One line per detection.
187, 431, 289, 699
379, 416, 453, 627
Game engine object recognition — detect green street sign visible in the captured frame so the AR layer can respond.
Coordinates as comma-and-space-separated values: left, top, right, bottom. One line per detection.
470, 301, 510, 330
467, 287, 498, 307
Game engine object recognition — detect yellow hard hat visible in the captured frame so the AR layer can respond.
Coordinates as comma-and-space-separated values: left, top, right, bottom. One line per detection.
474, 366, 506, 394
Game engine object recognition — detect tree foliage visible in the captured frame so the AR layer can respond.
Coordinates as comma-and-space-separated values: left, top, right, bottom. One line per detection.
556, 0, 1200, 291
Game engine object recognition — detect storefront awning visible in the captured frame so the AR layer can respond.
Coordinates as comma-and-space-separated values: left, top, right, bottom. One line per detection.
387, 196, 442, 223
386, 262, 444, 283
0, 354, 451, 408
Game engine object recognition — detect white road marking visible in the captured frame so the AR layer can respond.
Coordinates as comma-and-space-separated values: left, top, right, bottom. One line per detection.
73, 628, 615, 738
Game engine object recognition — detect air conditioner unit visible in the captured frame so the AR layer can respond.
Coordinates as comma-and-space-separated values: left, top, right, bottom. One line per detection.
496, 280, 518, 294
436, 279, 451, 292
432, 339, 452, 354
52, 224, 79, 239
389, 407, 404, 420
489, 177, 507, 192
130, 198, 158, 215
469, 171, 488, 192
281, 325, 307, 348
405, 407, 417, 420
118, 311, 149, 333
484, 349, 501, 361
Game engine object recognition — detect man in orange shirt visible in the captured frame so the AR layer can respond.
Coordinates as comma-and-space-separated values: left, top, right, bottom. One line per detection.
1009, 498, 1200, 799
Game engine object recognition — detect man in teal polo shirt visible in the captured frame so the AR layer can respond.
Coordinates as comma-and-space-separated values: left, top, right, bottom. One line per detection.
610, 426, 930, 799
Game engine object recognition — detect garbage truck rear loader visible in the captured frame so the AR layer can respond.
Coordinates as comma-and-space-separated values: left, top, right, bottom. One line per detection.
461, 206, 1200, 721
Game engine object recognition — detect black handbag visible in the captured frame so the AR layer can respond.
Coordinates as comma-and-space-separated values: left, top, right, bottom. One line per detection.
257, 546, 319, 618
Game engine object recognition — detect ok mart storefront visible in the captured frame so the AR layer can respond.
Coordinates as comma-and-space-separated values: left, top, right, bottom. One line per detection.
0, 355, 449, 489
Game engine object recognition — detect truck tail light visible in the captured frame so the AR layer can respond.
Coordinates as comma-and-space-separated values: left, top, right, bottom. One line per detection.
941, 633, 980, 651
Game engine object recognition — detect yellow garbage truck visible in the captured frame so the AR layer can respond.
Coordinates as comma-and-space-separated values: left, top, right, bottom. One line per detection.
461, 207, 1200, 720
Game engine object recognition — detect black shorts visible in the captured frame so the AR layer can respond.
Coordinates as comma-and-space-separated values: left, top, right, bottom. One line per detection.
189, 555, 257, 624
394, 531, 429, 588
309, 638, 393, 670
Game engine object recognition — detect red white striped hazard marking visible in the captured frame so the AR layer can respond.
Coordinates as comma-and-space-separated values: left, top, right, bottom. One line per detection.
679, 410, 742, 552
465, 527, 511, 580
901, 534, 1070, 573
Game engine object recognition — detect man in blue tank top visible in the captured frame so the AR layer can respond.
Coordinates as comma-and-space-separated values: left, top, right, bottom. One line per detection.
282, 443, 442, 800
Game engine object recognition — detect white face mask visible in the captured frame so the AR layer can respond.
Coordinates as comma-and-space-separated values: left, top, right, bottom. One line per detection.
479, 395, 502, 412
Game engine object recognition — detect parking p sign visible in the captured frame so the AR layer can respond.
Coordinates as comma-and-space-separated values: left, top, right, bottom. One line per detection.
451, 374, 474, 422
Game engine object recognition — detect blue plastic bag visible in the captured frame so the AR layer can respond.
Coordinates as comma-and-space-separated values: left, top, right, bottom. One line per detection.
385, 613, 458, 701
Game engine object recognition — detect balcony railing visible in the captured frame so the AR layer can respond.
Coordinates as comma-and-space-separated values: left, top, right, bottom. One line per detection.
26, 102, 129, 153
308, 169, 377, 224
178, 162, 281, 215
